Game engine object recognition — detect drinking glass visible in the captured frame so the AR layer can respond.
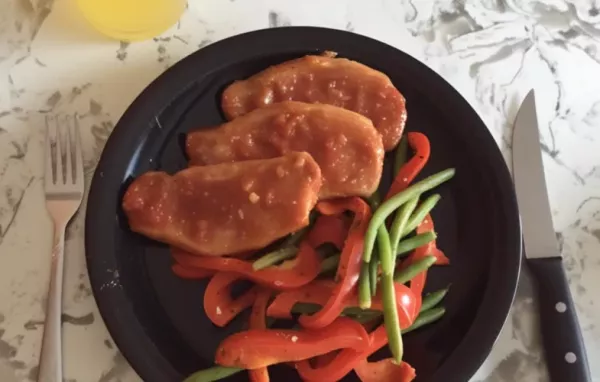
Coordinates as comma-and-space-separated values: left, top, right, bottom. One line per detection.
76, 0, 186, 41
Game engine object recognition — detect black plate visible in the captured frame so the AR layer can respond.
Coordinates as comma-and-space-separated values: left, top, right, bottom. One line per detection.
85, 27, 521, 382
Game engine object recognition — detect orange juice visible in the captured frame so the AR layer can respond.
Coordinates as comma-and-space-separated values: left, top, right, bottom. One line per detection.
76, 0, 186, 41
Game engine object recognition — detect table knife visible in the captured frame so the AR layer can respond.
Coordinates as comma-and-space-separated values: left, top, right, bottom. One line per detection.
512, 89, 591, 382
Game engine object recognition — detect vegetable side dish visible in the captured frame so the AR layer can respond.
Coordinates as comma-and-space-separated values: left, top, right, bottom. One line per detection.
122, 53, 455, 382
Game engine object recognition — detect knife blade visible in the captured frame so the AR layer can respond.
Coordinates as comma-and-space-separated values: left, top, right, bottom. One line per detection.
512, 89, 591, 382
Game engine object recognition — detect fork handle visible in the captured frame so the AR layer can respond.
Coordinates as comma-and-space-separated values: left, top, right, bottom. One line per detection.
38, 224, 65, 382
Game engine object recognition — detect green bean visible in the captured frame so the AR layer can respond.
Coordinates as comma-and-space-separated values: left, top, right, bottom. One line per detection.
319, 253, 341, 275
291, 303, 379, 317
402, 194, 441, 236
376, 226, 403, 363
281, 226, 309, 248
393, 135, 409, 176
419, 288, 449, 313
252, 247, 298, 270
363, 168, 455, 263
376, 226, 394, 274
369, 251, 379, 296
402, 307, 445, 334
394, 255, 437, 284
184, 366, 242, 382
396, 232, 437, 257
367, 191, 382, 210
381, 273, 403, 363
389, 196, 419, 260
358, 262, 372, 309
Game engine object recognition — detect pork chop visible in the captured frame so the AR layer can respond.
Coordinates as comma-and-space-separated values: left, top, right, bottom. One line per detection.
221, 55, 406, 151
186, 101, 384, 199
122, 152, 322, 256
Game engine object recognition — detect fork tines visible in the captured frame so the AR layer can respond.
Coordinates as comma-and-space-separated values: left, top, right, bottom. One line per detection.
44, 115, 84, 196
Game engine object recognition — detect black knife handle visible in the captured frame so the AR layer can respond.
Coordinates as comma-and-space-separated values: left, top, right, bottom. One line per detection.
528, 257, 591, 382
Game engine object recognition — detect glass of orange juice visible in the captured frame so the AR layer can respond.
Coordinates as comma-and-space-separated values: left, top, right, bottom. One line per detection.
76, 0, 186, 41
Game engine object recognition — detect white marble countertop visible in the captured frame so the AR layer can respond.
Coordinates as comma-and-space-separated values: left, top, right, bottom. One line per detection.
1, 0, 599, 381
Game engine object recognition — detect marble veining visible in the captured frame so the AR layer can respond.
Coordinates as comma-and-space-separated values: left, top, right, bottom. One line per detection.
0, 0, 599, 381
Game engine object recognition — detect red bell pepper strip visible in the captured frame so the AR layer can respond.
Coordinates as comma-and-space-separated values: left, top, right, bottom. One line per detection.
267, 281, 418, 329
203, 272, 259, 327
297, 318, 419, 382
418, 215, 449, 265
171, 248, 255, 279
384, 132, 430, 201
354, 359, 416, 382
432, 245, 449, 265
401, 216, 447, 312
215, 317, 370, 370
390, 283, 419, 327
172, 240, 321, 290
312, 350, 339, 368
296, 324, 390, 382
267, 280, 335, 319
248, 289, 272, 382
227, 250, 257, 259
171, 263, 214, 279
298, 197, 371, 329
307, 214, 349, 250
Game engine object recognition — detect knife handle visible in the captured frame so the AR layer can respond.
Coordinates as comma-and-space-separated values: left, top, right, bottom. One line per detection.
528, 257, 591, 382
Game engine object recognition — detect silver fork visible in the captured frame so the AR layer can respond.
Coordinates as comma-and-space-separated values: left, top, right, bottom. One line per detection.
38, 115, 84, 382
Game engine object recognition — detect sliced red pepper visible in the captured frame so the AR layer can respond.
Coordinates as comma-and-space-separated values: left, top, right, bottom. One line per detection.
384, 132, 430, 201
312, 350, 339, 368
295, 324, 388, 382
171, 263, 214, 279
203, 272, 258, 327
267, 280, 335, 319
171, 248, 255, 279
250, 289, 271, 328
296, 320, 419, 382
298, 197, 371, 329
416, 215, 448, 265
268, 280, 418, 329
389, 283, 419, 327
307, 214, 349, 249
172, 239, 320, 290
227, 250, 257, 260
354, 358, 416, 382
432, 245, 449, 265
248, 289, 272, 382
215, 317, 370, 370
401, 215, 447, 312
296, 347, 363, 382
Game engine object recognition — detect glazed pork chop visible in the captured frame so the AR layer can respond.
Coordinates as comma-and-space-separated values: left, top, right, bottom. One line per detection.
186, 101, 384, 199
122, 152, 322, 256
221, 54, 406, 151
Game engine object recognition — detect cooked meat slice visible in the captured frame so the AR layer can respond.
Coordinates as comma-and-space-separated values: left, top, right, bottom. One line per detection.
221, 55, 406, 151
187, 101, 384, 199
122, 152, 322, 256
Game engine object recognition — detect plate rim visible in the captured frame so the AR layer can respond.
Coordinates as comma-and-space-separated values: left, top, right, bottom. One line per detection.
85, 26, 522, 382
